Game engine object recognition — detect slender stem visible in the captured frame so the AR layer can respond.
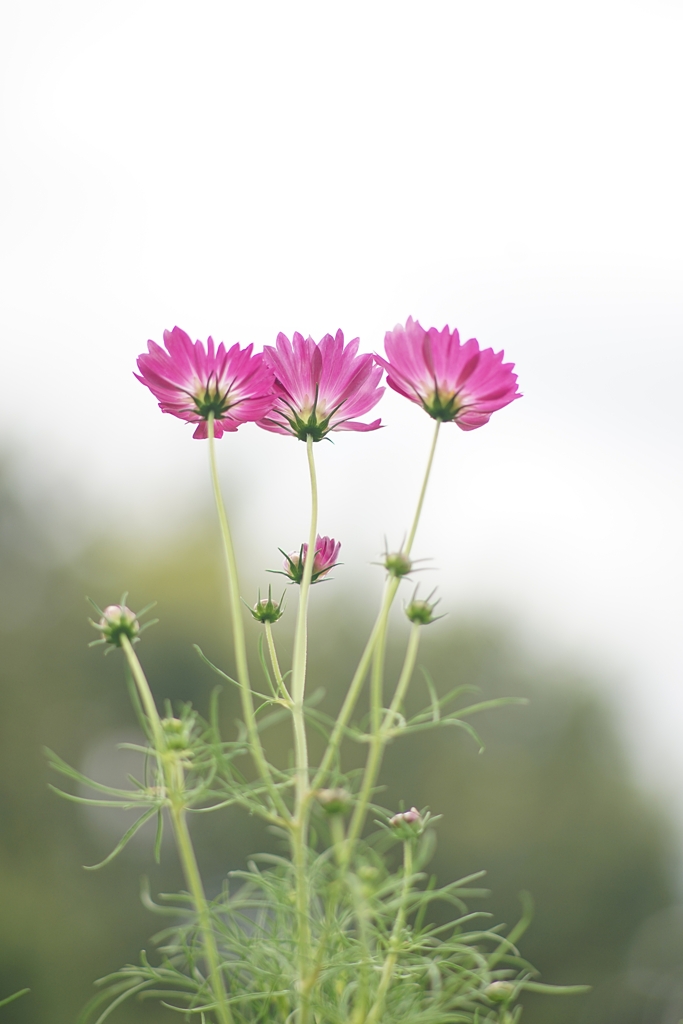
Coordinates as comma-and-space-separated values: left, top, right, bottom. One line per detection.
405, 419, 441, 555
314, 420, 441, 789
346, 738, 382, 853
264, 621, 292, 703
120, 637, 233, 1024
170, 802, 234, 1024
345, 598, 393, 848
207, 415, 288, 819
349, 875, 372, 1023
291, 435, 318, 810
312, 578, 398, 788
120, 636, 166, 756
385, 624, 421, 725
346, 626, 421, 849
365, 841, 413, 1024
290, 435, 318, 1024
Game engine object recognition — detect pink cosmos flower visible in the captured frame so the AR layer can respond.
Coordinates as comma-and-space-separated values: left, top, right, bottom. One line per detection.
276, 535, 342, 585
136, 327, 275, 439
376, 317, 520, 430
258, 330, 384, 441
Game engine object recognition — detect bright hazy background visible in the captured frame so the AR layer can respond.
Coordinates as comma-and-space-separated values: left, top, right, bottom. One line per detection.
1, 1, 683, 1021
2, 0, 682, 814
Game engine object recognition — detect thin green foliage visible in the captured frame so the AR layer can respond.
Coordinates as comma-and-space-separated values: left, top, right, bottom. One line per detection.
50, 395, 590, 1023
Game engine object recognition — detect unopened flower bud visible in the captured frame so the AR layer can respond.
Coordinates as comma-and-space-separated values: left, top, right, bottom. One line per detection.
405, 589, 442, 626
316, 788, 351, 815
389, 807, 423, 836
275, 536, 341, 585
485, 981, 515, 1003
389, 806, 421, 827
250, 587, 285, 624
161, 717, 193, 751
95, 605, 140, 647
384, 551, 412, 578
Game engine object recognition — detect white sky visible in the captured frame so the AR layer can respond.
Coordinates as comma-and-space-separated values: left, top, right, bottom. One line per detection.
2, 1, 683, 823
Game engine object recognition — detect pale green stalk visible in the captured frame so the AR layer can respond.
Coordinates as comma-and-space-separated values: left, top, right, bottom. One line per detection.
311, 578, 397, 788
207, 415, 288, 819
365, 840, 413, 1024
385, 623, 421, 724
264, 621, 292, 703
290, 434, 318, 1024
345, 624, 421, 849
120, 636, 234, 1024
404, 420, 441, 555
313, 420, 441, 789
170, 800, 234, 1024
291, 435, 318, 811
120, 635, 167, 756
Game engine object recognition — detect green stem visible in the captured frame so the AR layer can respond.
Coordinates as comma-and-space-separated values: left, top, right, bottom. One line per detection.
312, 578, 398, 788
346, 625, 422, 849
264, 621, 292, 703
404, 420, 441, 556
385, 624, 421, 726
120, 637, 233, 1024
365, 841, 413, 1024
343, 422, 441, 849
290, 435, 318, 1024
313, 420, 441, 790
291, 435, 318, 811
120, 636, 166, 759
345, 598, 393, 848
170, 802, 234, 1024
207, 415, 288, 819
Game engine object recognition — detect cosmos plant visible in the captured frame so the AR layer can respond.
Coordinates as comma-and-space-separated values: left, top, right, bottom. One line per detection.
46, 320, 589, 1024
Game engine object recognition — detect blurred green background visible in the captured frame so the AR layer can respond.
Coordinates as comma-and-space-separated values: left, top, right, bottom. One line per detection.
1, 460, 681, 1024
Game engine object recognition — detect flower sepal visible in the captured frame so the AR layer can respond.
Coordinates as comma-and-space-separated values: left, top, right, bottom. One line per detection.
388, 806, 424, 839
161, 713, 195, 753
316, 788, 352, 815
270, 536, 341, 585
404, 588, 444, 626
88, 595, 158, 652
249, 587, 286, 624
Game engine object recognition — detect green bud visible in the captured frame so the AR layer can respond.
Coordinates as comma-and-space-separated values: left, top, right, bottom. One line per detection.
94, 604, 140, 647
389, 806, 424, 838
161, 717, 193, 751
405, 589, 442, 626
250, 587, 285, 624
88, 595, 157, 651
485, 981, 515, 1004
316, 788, 352, 815
384, 551, 413, 578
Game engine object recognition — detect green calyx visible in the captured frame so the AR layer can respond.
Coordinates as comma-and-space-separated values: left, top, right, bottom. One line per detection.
279, 384, 343, 441
421, 387, 465, 422
316, 788, 352, 815
384, 551, 413, 578
192, 377, 235, 422
161, 716, 194, 751
250, 587, 286, 624
270, 547, 339, 586
283, 410, 334, 443
87, 594, 158, 650
405, 589, 443, 626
